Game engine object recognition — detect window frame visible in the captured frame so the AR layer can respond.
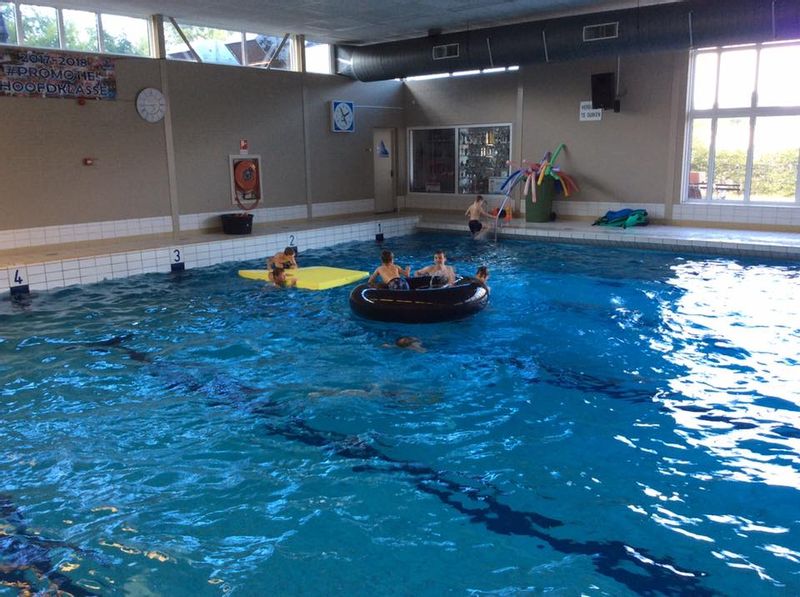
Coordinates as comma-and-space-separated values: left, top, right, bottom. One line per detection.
683, 40, 800, 206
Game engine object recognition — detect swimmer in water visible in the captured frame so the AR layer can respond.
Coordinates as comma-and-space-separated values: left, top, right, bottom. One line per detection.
394, 336, 426, 352
269, 266, 296, 288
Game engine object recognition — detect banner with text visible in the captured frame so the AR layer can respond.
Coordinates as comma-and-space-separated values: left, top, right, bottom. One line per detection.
1, 48, 116, 100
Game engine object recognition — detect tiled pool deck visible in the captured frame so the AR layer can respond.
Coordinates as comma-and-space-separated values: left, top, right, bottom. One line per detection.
2, 210, 799, 295
414, 211, 800, 260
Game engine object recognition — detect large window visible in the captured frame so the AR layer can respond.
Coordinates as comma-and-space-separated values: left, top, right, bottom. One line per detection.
410, 125, 511, 195
685, 41, 800, 204
165, 22, 246, 65
245, 33, 293, 70
304, 40, 331, 74
62, 9, 98, 52
0, 1, 150, 56
20, 3, 57, 48
164, 24, 295, 70
0, 3, 17, 44
100, 14, 149, 56
0, 2, 328, 72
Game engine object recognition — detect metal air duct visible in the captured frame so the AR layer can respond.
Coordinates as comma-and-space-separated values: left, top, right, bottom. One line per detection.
335, 0, 800, 81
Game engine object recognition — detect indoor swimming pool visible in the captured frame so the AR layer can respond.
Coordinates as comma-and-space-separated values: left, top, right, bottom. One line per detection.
1, 232, 799, 595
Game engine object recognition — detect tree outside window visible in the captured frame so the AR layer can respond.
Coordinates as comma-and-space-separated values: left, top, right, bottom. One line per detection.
100, 14, 149, 56
0, 2, 17, 45
62, 9, 98, 52
20, 4, 58, 48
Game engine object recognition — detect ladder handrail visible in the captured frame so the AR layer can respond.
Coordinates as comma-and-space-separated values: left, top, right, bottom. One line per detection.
493, 194, 511, 242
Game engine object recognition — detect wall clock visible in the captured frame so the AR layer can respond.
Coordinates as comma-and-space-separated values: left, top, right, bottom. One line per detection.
136, 87, 166, 123
331, 100, 355, 133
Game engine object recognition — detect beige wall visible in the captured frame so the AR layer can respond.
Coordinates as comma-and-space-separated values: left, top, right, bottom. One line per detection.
519, 52, 687, 207
0, 57, 171, 228
301, 74, 405, 207
3, 47, 795, 234
0, 56, 404, 231
403, 51, 688, 209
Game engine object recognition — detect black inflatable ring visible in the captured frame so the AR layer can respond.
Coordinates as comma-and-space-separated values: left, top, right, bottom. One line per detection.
349, 276, 489, 323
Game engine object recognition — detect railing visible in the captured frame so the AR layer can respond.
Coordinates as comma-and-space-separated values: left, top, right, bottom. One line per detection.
493, 195, 511, 242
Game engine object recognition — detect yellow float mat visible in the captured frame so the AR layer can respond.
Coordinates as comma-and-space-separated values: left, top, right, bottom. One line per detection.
238, 266, 368, 290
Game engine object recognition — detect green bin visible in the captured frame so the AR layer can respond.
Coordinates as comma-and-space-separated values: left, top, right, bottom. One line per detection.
524, 176, 558, 223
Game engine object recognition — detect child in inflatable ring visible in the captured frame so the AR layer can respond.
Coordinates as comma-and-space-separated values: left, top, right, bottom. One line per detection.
415, 250, 456, 286
475, 265, 490, 290
368, 249, 411, 289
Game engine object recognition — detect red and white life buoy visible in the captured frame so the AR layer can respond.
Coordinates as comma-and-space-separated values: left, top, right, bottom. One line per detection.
232, 158, 261, 211
234, 159, 259, 193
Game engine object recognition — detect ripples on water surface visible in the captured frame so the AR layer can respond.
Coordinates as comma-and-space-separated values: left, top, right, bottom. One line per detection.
1, 233, 799, 596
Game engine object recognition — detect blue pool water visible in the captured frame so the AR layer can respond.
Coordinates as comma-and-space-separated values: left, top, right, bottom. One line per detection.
1, 232, 799, 596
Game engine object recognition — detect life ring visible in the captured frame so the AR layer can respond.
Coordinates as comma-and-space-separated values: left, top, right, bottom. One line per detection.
234, 160, 259, 193
349, 276, 489, 323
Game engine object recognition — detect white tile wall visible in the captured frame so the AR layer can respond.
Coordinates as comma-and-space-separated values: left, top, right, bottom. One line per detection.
2, 217, 418, 295
0, 216, 173, 251
552, 200, 665, 219
415, 217, 800, 261
311, 199, 374, 218
403, 196, 667, 220
0, 200, 378, 252
674, 203, 800, 226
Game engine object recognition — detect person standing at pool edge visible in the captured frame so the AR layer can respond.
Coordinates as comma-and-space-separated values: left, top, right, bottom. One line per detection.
465, 196, 492, 238
368, 250, 411, 289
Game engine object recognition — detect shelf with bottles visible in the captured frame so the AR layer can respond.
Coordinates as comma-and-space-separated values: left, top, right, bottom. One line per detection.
457, 125, 510, 194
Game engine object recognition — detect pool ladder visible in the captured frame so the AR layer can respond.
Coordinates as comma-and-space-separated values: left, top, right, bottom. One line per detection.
493, 194, 511, 243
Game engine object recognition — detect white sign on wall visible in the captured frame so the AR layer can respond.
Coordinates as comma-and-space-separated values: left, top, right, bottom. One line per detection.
579, 101, 602, 122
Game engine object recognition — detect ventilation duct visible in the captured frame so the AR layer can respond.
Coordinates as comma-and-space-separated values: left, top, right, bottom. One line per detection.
583, 22, 620, 42
432, 43, 460, 59
335, 0, 800, 81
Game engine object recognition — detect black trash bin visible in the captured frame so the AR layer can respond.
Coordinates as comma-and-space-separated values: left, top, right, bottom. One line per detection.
221, 213, 253, 235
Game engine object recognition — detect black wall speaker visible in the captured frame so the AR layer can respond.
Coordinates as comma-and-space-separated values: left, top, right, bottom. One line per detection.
591, 72, 616, 110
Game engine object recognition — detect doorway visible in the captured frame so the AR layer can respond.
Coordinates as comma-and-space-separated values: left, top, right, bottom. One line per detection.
373, 128, 396, 213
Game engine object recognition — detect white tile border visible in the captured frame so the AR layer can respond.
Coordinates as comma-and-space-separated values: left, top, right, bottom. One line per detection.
0, 216, 173, 251
674, 202, 800, 226
0, 200, 379, 252
2, 217, 418, 295
414, 218, 800, 261
402, 196, 800, 228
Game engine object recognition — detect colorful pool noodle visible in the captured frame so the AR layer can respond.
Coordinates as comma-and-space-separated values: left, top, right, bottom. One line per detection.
499, 148, 577, 200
